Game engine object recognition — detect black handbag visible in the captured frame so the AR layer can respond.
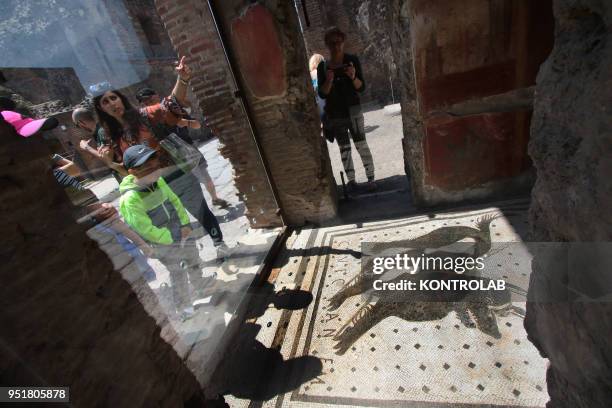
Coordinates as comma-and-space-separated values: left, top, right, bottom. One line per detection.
322, 113, 335, 143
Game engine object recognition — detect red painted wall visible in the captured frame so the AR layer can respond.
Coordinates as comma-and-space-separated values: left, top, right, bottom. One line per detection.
410, 0, 554, 191
231, 4, 287, 98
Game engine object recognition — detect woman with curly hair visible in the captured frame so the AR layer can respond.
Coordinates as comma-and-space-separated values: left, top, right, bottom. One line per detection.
93, 58, 228, 259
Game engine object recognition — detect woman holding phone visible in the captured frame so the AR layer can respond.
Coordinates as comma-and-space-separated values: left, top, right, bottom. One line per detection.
317, 27, 376, 192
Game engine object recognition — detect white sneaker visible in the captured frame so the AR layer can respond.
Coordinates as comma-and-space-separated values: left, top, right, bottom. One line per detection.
180, 306, 196, 321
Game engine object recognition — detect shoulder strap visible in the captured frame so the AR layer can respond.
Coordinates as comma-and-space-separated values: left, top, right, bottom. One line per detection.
120, 187, 141, 199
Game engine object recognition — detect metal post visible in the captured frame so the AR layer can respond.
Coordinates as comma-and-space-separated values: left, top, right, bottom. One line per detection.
206, 0, 286, 226
340, 171, 349, 200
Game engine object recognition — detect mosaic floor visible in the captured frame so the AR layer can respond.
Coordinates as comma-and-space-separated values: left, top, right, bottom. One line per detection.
224, 198, 549, 407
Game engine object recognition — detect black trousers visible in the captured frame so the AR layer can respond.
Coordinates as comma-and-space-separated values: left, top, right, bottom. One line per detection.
166, 170, 223, 245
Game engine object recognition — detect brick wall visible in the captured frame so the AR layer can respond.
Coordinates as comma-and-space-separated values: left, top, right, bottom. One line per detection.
121, 0, 211, 141
155, 0, 337, 226
154, 0, 282, 227
123, 0, 176, 58
0, 118, 211, 406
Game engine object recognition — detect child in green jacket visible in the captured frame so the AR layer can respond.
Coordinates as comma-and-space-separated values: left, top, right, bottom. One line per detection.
119, 144, 208, 317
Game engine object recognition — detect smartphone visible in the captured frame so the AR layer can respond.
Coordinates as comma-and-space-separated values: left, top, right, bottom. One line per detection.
51, 154, 65, 164
332, 64, 351, 76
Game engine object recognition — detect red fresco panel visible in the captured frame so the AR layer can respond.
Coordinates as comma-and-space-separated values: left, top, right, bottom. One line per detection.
231, 4, 287, 98
424, 113, 520, 190
418, 62, 517, 114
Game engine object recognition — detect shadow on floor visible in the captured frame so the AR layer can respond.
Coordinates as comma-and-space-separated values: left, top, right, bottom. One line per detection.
196, 240, 362, 272
210, 283, 321, 401
212, 323, 322, 401
329, 172, 532, 239
332, 174, 414, 225
217, 201, 245, 224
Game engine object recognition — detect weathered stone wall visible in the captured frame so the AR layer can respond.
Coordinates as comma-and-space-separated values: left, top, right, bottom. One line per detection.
155, 0, 337, 227
0, 68, 86, 106
388, 0, 425, 205
525, 0, 612, 406
297, 0, 397, 106
0, 119, 209, 406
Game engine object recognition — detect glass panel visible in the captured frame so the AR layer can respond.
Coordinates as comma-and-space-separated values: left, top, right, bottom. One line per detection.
1, 0, 282, 385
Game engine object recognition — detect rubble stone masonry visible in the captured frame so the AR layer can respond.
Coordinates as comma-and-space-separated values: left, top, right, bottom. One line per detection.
0, 120, 209, 406
525, 0, 612, 406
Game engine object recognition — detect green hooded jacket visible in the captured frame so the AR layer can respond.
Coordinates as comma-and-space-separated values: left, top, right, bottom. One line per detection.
119, 175, 190, 245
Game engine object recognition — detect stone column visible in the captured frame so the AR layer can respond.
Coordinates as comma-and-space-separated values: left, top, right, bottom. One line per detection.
388, 0, 426, 206
526, 1, 612, 407
155, 0, 337, 226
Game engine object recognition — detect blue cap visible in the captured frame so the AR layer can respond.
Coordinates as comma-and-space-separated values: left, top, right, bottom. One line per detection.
123, 144, 156, 170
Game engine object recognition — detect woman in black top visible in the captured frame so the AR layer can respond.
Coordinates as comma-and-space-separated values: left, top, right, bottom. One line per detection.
317, 27, 376, 191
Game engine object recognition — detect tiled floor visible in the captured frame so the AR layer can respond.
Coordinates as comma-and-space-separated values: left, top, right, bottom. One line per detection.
222, 198, 549, 407
84, 115, 549, 406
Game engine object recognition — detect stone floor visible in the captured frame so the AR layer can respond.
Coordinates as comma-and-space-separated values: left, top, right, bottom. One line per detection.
324, 105, 415, 225
219, 198, 549, 407
83, 109, 549, 405
326, 104, 405, 186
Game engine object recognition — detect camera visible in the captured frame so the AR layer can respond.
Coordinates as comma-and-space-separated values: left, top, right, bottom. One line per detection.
332, 64, 350, 76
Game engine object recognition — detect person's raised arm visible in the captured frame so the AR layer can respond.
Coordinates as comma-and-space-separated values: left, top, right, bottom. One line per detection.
177, 117, 201, 130
346, 57, 365, 92
171, 56, 191, 107
79, 138, 103, 158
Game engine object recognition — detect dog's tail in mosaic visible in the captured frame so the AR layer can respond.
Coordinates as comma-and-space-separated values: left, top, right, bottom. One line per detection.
475, 213, 501, 240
